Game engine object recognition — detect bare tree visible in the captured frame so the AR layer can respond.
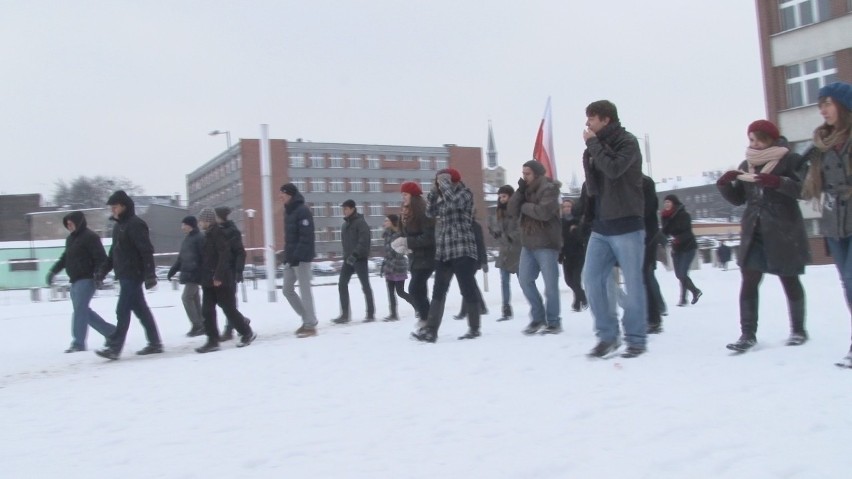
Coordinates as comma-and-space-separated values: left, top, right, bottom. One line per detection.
53, 176, 144, 208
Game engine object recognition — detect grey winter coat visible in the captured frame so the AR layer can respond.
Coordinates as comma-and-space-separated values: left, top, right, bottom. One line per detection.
341, 211, 371, 260
493, 204, 521, 273
381, 229, 409, 277
802, 139, 852, 238
717, 152, 810, 276
508, 175, 562, 251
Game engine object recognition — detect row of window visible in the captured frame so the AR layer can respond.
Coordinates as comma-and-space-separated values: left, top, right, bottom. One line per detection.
289, 178, 433, 194
309, 202, 402, 218
189, 157, 241, 193
290, 153, 448, 171
312, 227, 388, 243
189, 181, 242, 211
785, 54, 838, 109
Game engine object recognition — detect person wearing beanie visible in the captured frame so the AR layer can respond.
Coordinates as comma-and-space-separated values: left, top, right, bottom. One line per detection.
279, 183, 318, 337
332, 199, 376, 323
380, 214, 415, 321
95, 190, 163, 360
491, 184, 521, 321
167, 214, 206, 337
580, 99, 647, 359
399, 181, 436, 325
411, 169, 480, 342
47, 211, 116, 353
716, 119, 810, 353
660, 194, 703, 308
195, 205, 255, 352
508, 159, 563, 335
214, 206, 231, 221
799, 82, 852, 365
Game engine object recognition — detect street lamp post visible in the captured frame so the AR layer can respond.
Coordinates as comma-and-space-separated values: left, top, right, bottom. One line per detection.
245, 208, 256, 262
209, 129, 232, 148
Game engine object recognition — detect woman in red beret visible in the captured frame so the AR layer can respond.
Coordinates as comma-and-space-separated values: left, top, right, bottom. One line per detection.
716, 119, 810, 353
398, 181, 435, 326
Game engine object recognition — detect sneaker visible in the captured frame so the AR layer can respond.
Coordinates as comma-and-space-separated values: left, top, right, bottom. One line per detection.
237, 331, 257, 348
136, 344, 163, 355
411, 328, 437, 343
186, 326, 205, 337
647, 323, 663, 334
540, 324, 563, 335
331, 315, 350, 324
364, 313, 376, 323
621, 345, 646, 358
726, 336, 756, 353
382, 314, 399, 322
785, 332, 808, 346
522, 321, 545, 335
587, 340, 621, 358
691, 290, 703, 305
295, 326, 317, 338
195, 342, 220, 354
95, 347, 120, 360
64, 345, 86, 353
458, 330, 481, 340
497, 305, 513, 321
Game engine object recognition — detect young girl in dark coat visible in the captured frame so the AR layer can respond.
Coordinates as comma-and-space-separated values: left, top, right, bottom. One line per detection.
397, 182, 435, 327
661, 194, 703, 306
381, 214, 414, 321
717, 120, 810, 352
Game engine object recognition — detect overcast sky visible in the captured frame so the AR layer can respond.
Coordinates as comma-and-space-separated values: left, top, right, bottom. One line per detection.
2, 0, 769, 201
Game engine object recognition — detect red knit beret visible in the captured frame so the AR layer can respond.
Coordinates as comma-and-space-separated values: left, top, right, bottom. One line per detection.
747, 120, 780, 141
437, 168, 461, 183
400, 181, 423, 196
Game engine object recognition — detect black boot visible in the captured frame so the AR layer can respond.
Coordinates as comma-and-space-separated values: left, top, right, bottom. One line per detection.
727, 299, 758, 352
220, 324, 234, 341
332, 313, 350, 324
786, 298, 808, 346
497, 304, 513, 321
687, 278, 702, 305
453, 302, 467, 320
459, 301, 481, 340
425, 297, 446, 334
677, 285, 688, 307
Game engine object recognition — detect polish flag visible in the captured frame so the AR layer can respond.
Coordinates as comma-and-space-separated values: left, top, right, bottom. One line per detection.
532, 97, 557, 180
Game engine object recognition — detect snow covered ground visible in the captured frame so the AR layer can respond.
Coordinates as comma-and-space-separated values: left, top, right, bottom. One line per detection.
1, 263, 850, 478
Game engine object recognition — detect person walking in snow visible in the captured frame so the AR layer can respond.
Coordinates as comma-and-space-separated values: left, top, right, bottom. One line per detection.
661, 194, 703, 307
194, 207, 255, 353
397, 181, 435, 327
167, 215, 205, 337
411, 168, 481, 342
798, 82, 852, 366
717, 119, 810, 353
209, 207, 250, 342
332, 199, 376, 324
381, 214, 414, 321
560, 196, 588, 312
491, 185, 521, 321
47, 210, 116, 353
453, 217, 489, 321
642, 175, 667, 334
279, 183, 319, 338
95, 190, 163, 360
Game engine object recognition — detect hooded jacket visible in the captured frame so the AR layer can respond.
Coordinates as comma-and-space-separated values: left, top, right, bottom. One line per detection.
102, 194, 156, 281
283, 192, 316, 264
50, 211, 108, 283
341, 211, 371, 260
168, 225, 204, 284
200, 220, 245, 287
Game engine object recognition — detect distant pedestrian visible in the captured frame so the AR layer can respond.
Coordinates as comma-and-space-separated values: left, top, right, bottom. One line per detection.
279, 183, 318, 338
167, 215, 205, 337
332, 199, 376, 323
95, 190, 163, 360
661, 194, 703, 306
717, 120, 810, 353
47, 210, 116, 353
397, 181, 435, 327
491, 185, 521, 321
381, 214, 414, 321
559, 197, 588, 312
717, 241, 732, 270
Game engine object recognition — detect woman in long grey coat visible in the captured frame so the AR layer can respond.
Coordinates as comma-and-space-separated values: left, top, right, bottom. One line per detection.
717, 120, 810, 352
492, 185, 521, 321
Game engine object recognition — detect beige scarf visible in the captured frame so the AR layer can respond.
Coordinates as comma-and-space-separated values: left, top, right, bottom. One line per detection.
744, 146, 787, 174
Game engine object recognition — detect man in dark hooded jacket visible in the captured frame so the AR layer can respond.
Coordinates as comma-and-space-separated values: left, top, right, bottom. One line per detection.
167, 215, 205, 337
48, 210, 116, 353
95, 190, 163, 360
279, 183, 318, 337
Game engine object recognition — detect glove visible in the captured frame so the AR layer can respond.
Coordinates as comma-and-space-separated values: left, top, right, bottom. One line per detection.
144, 276, 157, 290
482, 263, 489, 273
345, 255, 357, 266
391, 237, 411, 255
716, 170, 740, 186
754, 173, 781, 189
517, 178, 527, 193
290, 260, 300, 267
46, 271, 55, 286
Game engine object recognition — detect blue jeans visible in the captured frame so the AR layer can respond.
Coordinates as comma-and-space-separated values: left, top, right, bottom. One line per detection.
500, 267, 512, 307
109, 279, 162, 351
583, 230, 647, 347
518, 247, 561, 326
69, 279, 116, 349
826, 237, 852, 310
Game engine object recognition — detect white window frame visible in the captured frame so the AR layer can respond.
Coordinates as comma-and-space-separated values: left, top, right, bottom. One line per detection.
311, 154, 324, 169
779, 0, 831, 31
311, 179, 326, 193
785, 55, 838, 108
330, 155, 344, 168
368, 179, 381, 192
290, 154, 305, 168
349, 156, 363, 169
369, 205, 383, 216
330, 180, 345, 193
350, 179, 364, 193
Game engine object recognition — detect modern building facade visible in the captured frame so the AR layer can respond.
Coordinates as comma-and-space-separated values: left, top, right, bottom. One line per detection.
755, 0, 852, 152
187, 139, 485, 261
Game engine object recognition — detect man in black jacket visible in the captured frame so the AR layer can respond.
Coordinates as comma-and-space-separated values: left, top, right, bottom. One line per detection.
167, 215, 205, 337
48, 211, 116, 353
332, 199, 375, 323
95, 190, 163, 360
280, 183, 318, 337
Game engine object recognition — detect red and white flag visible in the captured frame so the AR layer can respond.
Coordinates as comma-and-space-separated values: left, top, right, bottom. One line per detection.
532, 97, 557, 180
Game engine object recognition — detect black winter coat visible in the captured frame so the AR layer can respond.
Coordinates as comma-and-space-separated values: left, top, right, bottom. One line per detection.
402, 213, 436, 271
661, 205, 697, 253
341, 212, 371, 260
200, 221, 245, 287
168, 227, 204, 284
103, 198, 156, 281
283, 192, 316, 264
50, 211, 108, 283
717, 153, 810, 276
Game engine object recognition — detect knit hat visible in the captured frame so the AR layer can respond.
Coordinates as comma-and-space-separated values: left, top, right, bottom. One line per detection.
436, 168, 461, 183
523, 160, 546, 177
497, 185, 515, 196
818, 81, 852, 111
341, 199, 356, 209
182, 215, 198, 229
747, 120, 780, 141
664, 194, 681, 206
214, 206, 231, 221
279, 183, 299, 196
106, 190, 132, 206
386, 214, 400, 228
400, 181, 423, 196
197, 207, 217, 224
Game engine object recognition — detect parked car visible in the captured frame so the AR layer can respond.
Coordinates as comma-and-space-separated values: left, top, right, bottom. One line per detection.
155, 266, 171, 280
312, 261, 338, 276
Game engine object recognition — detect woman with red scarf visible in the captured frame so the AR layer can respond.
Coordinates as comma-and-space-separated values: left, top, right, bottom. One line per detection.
661, 194, 702, 308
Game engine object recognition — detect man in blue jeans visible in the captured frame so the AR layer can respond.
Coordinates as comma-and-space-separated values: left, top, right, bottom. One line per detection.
581, 100, 648, 358
509, 160, 563, 335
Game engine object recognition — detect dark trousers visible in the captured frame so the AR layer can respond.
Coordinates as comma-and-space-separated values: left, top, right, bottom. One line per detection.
426, 256, 479, 332
109, 279, 161, 351
739, 268, 805, 336
202, 283, 251, 343
561, 255, 586, 306
644, 242, 664, 325
386, 280, 414, 315
339, 259, 375, 316
408, 268, 433, 319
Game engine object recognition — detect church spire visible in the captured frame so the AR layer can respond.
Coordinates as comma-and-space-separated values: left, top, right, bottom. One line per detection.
486, 120, 497, 168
